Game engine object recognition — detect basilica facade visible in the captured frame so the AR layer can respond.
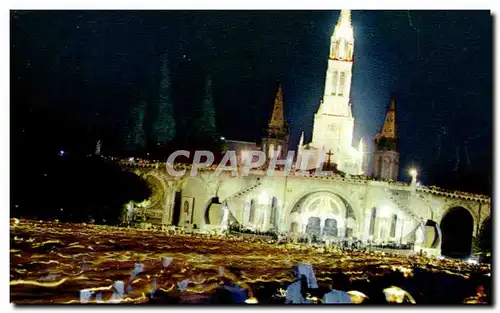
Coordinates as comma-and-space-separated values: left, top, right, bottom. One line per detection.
119, 10, 491, 257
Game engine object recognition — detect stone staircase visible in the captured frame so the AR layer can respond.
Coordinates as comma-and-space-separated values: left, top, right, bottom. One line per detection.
415, 193, 436, 220
403, 222, 421, 243
222, 177, 263, 224
388, 190, 423, 244
388, 190, 420, 222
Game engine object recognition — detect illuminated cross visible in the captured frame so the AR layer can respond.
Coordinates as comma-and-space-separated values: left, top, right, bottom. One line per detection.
326, 150, 334, 168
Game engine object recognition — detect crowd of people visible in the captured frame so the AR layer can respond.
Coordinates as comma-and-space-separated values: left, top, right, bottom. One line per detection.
10, 218, 490, 305
72, 226, 490, 305
79, 258, 489, 305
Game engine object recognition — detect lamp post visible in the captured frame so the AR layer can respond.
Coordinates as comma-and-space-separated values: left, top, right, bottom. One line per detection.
408, 168, 418, 249
409, 168, 418, 187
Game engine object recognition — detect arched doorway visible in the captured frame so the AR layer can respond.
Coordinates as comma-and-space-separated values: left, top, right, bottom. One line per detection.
288, 191, 357, 239
305, 217, 321, 237
440, 207, 474, 259
323, 218, 338, 237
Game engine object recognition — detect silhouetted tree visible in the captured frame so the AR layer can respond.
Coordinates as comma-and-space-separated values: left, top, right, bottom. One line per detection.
152, 52, 176, 146
123, 99, 147, 153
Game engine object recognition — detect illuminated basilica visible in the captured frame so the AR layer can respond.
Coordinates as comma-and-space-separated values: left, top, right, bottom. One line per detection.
121, 10, 491, 258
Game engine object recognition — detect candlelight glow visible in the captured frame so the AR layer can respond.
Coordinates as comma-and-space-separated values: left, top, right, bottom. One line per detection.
10, 219, 490, 304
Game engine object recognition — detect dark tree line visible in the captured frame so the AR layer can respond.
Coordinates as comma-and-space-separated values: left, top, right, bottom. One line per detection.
122, 52, 221, 159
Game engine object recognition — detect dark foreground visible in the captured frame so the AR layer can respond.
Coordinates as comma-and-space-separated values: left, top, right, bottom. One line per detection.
10, 219, 491, 304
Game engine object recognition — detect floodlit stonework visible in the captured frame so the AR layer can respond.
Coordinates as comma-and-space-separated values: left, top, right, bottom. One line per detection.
118, 10, 491, 257
121, 162, 490, 257
297, 9, 363, 175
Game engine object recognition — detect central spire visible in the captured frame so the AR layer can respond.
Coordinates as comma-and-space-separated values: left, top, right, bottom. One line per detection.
330, 9, 354, 61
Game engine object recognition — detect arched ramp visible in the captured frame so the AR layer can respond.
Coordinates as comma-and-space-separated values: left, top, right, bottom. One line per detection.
440, 207, 474, 259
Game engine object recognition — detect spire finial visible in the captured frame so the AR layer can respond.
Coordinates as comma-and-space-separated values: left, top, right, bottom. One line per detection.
330, 10, 354, 61
339, 10, 352, 27
389, 92, 396, 111
333, 10, 354, 41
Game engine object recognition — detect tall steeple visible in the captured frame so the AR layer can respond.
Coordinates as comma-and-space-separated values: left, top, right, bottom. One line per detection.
261, 81, 289, 159
372, 93, 400, 181
308, 10, 359, 175
268, 83, 285, 133
379, 93, 397, 139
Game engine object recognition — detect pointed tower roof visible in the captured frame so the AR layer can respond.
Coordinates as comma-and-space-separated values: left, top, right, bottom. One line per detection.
379, 93, 397, 139
333, 9, 354, 42
266, 81, 289, 139
269, 83, 285, 129
339, 9, 352, 27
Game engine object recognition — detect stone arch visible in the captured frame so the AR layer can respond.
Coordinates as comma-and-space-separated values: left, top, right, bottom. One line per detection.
439, 206, 474, 259
142, 172, 167, 208
439, 202, 477, 228
127, 170, 170, 225
287, 188, 360, 221
287, 190, 359, 237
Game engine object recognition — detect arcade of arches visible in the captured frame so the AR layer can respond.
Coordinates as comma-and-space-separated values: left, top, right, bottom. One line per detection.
125, 168, 491, 258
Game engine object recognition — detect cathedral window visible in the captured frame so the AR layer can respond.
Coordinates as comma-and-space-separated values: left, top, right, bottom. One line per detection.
338, 39, 346, 60
390, 214, 397, 238
338, 71, 346, 96
249, 199, 255, 224
346, 43, 353, 61
306, 217, 321, 237
323, 218, 338, 237
270, 197, 278, 225
369, 207, 377, 236
332, 70, 338, 95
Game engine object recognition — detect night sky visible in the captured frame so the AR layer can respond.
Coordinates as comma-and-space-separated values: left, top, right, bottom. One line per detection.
11, 10, 492, 193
